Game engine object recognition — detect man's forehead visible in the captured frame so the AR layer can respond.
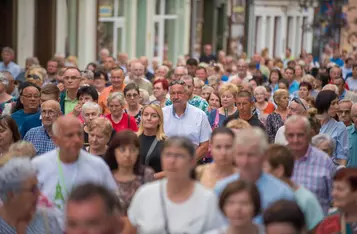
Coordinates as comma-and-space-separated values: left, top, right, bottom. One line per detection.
339, 102, 352, 109
64, 69, 80, 76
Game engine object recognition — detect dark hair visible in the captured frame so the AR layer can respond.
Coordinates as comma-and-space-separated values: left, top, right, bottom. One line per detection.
211, 127, 235, 142
265, 144, 294, 177
278, 79, 289, 89
299, 81, 312, 91
14, 82, 41, 112
315, 90, 337, 115
0, 115, 21, 143
269, 69, 283, 83
104, 130, 142, 175
316, 73, 330, 87
186, 58, 198, 66
163, 136, 195, 158
237, 90, 253, 101
94, 71, 109, 82
263, 200, 305, 232
124, 83, 140, 96
285, 67, 295, 74
207, 91, 221, 106
76, 85, 99, 102
219, 180, 261, 217
333, 168, 357, 191
41, 83, 60, 100
64, 66, 81, 74
196, 66, 207, 74
353, 64, 357, 70
86, 62, 97, 71
68, 183, 122, 215
153, 78, 169, 91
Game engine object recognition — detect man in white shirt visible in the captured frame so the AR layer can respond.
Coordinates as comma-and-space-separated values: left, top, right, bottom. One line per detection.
162, 80, 211, 161
32, 115, 117, 211
124, 62, 153, 95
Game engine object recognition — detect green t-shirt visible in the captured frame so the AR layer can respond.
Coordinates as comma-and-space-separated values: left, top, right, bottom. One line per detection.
64, 92, 78, 115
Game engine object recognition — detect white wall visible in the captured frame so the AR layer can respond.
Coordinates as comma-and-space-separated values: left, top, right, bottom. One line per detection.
17, 0, 35, 68
56, 0, 67, 57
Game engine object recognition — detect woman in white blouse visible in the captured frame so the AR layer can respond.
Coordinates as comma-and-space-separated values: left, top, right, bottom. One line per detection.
127, 136, 225, 234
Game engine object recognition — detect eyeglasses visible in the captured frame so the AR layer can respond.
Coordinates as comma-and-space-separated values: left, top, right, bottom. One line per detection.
41, 110, 58, 117
291, 97, 307, 110
63, 76, 81, 81
169, 80, 185, 86
27, 74, 41, 80
126, 93, 139, 99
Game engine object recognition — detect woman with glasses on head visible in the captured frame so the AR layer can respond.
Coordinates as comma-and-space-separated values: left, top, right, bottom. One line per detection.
106, 92, 138, 132
0, 73, 16, 115
137, 104, 166, 175
315, 90, 349, 166
124, 83, 143, 126
128, 136, 225, 234
0, 115, 21, 157
0, 158, 62, 233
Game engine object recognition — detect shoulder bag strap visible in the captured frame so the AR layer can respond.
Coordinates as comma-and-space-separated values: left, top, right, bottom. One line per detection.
212, 109, 220, 129
127, 114, 130, 128
160, 180, 171, 234
145, 138, 159, 165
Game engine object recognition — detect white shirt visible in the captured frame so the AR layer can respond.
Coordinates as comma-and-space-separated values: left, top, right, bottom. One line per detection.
163, 104, 212, 147
128, 179, 225, 234
275, 125, 288, 145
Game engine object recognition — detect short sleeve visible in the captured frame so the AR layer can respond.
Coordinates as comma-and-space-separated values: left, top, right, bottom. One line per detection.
199, 114, 212, 143
203, 193, 227, 231
127, 186, 145, 226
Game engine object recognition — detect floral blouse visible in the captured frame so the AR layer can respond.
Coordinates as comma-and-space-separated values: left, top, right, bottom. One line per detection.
124, 108, 142, 126
266, 112, 284, 143
115, 166, 155, 215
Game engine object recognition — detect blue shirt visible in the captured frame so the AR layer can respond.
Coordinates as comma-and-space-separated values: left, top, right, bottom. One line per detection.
162, 103, 212, 147
347, 125, 357, 168
320, 118, 349, 160
20, 111, 42, 137
214, 172, 295, 224
0, 61, 21, 78
23, 126, 56, 155
11, 110, 40, 133
330, 57, 344, 67
289, 80, 300, 94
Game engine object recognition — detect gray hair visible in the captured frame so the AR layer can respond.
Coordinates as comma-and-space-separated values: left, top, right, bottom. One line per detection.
8, 141, 37, 158
202, 85, 214, 92
254, 85, 267, 94
163, 136, 195, 158
0, 158, 36, 202
193, 77, 204, 87
174, 66, 188, 75
81, 70, 94, 80
322, 84, 339, 95
311, 134, 336, 153
139, 89, 150, 105
285, 115, 311, 133
25, 57, 40, 66
339, 99, 353, 106
107, 92, 126, 106
82, 102, 102, 115
234, 127, 268, 155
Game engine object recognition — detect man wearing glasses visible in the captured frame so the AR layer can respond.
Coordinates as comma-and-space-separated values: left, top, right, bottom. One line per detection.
59, 67, 81, 114
347, 103, 357, 168
275, 97, 308, 145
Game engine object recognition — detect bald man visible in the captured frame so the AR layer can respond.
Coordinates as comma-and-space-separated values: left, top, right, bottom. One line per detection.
125, 62, 153, 95
23, 100, 61, 155
347, 103, 357, 167
32, 115, 117, 213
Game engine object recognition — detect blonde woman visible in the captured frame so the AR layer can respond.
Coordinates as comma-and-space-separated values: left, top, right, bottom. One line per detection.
208, 83, 238, 129
137, 104, 166, 174
87, 117, 113, 157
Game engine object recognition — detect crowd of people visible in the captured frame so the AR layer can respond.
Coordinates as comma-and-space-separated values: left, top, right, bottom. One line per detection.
0, 44, 357, 233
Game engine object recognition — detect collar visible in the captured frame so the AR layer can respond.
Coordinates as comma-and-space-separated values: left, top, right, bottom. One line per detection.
296, 145, 312, 162
64, 90, 77, 101
352, 125, 357, 134
172, 103, 189, 118
40, 126, 51, 138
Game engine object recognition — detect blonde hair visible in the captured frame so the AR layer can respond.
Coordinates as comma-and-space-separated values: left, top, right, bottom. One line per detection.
87, 117, 113, 138
219, 83, 239, 97
139, 89, 150, 105
137, 104, 166, 141
8, 141, 37, 159
226, 119, 251, 130
301, 74, 315, 85
107, 92, 126, 106
273, 89, 289, 104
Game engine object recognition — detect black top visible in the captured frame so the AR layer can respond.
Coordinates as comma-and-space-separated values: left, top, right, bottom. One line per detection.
139, 134, 163, 173
223, 112, 266, 131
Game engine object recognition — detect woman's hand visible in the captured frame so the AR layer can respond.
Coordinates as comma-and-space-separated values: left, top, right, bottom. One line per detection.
57, 83, 65, 92
72, 103, 82, 117
153, 171, 166, 180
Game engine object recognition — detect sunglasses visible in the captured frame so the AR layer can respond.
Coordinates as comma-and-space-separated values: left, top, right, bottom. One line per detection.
169, 80, 186, 86
27, 74, 41, 80
291, 97, 307, 110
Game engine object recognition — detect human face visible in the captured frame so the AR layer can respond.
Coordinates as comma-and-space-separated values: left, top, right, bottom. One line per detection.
270, 72, 279, 84
174, 68, 186, 81
108, 99, 123, 117
47, 61, 58, 75
223, 191, 255, 228
161, 145, 195, 180
328, 98, 339, 117
53, 121, 84, 155
333, 78, 344, 95
313, 79, 322, 89
195, 69, 207, 82
332, 180, 357, 210
169, 84, 188, 109
277, 94, 289, 109
66, 196, 118, 234
79, 94, 94, 106
353, 67, 357, 77
115, 144, 139, 169
236, 97, 252, 117
298, 86, 309, 99
40, 93, 58, 104
249, 80, 258, 90
1, 51, 12, 64
237, 62, 248, 77
83, 108, 100, 125
153, 82, 167, 99
284, 69, 294, 82
337, 102, 352, 125
265, 223, 300, 234
89, 128, 109, 151
234, 144, 263, 181
193, 83, 202, 96
202, 88, 213, 100
295, 65, 303, 77
94, 75, 106, 92
316, 141, 333, 156
211, 133, 234, 166
285, 120, 310, 153
125, 89, 140, 107
330, 67, 340, 81
111, 70, 124, 89
278, 83, 288, 90
131, 63, 144, 80
221, 91, 235, 108
20, 86, 40, 113
208, 93, 220, 109
104, 57, 115, 70
182, 79, 193, 97
41, 105, 60, 128
142, 106, 160, 130
63, 69, 81, 90
287, 101, 304, 118
254, 89, 265, 103
186, 65, 197, 76
0, 124, 14, 149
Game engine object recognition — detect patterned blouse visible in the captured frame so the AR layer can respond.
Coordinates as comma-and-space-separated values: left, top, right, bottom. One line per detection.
115, 166, 155, 215
266, 112, 284, 143
124, 108, 142, 126
0, 97, 16, 115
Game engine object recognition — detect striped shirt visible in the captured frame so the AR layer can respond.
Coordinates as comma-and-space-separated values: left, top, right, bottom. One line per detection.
292, 145, 336, 215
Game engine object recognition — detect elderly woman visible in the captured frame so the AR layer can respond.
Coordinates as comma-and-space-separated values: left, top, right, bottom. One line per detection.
106, 92, 138, 132
80, 69, 94, 86
127, 136, 225, 233
139, 89, 150, 105
208, 83, 238, 128
202, 85, 215, 101
254, 86, 275, 125
137, 104, 166, 174
82, 102, 102, 147
266, 89, 289, 142
0, 115, 21, 157
0, 158, 62, 233
316, 90, 349, 166
87, 117, 113, 157
124, 83, 143, 126
193, 77, 205, 96
0, 73, 16, 115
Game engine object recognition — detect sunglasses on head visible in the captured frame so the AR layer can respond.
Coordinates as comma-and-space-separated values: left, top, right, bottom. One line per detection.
27, 74, 41, 80
169, 80, 186, 86
291, 97, 307, 110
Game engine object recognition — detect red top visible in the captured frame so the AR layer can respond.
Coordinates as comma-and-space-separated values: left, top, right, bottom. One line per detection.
105, 113, 138, 132
263, 102, 275, 114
